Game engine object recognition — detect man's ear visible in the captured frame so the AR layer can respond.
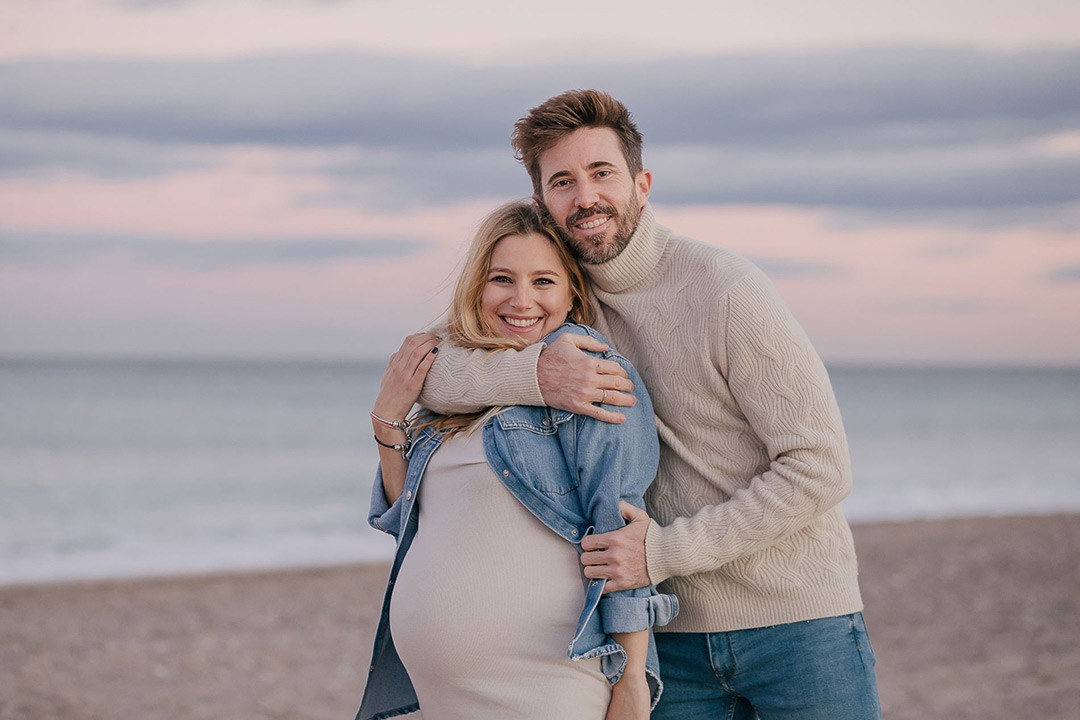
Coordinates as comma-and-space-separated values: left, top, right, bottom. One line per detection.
636, 169, 653, 205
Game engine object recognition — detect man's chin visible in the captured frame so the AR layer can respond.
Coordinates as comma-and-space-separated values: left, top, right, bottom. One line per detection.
574, 243, 621, 265
557, 223, 624, 263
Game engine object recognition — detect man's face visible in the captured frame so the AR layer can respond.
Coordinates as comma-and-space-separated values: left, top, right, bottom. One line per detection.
536, 127, 652, 264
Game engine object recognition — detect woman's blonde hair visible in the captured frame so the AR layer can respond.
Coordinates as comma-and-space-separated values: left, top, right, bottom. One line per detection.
422, 199, 593, 435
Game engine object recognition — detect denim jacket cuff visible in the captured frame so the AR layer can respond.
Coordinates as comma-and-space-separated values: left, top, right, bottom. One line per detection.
599, 592, 680, 634
368, 474, 404, 537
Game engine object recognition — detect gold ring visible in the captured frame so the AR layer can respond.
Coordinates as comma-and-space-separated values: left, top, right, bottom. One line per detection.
601, 390, 608, 404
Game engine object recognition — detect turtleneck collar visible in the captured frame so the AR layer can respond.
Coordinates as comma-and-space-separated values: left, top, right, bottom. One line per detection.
583, 203, 668, 294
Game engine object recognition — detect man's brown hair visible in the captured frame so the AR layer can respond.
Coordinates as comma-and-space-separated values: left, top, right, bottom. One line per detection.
511, 89, 644, 197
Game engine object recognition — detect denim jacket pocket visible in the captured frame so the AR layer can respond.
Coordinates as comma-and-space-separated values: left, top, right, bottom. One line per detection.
494, 409, 579, 495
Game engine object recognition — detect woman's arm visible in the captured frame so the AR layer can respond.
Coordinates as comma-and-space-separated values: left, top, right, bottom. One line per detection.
606, 630, 650, 720
371, 333, 438, 504
556, 329, 675, 713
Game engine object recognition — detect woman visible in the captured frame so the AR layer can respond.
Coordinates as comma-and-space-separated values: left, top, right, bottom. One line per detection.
356, 200, 677, 720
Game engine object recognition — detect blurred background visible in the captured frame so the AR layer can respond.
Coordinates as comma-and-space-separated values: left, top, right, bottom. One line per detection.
1, 0, 1079, 586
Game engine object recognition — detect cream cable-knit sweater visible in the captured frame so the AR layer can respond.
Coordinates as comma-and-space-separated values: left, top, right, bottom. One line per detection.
420, 204, 863, 632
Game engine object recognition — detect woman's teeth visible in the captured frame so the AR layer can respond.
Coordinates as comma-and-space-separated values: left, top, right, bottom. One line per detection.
505, 317, 541, 328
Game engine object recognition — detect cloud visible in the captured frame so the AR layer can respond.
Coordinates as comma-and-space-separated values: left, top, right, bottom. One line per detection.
1046, 264, 1080, 283
879, 298, 991, 314
0, 129, 215, 178
748, 257, 846, 278
2, 47, 1079, 221
114, 0, 350, 7
0, 230, 431, 269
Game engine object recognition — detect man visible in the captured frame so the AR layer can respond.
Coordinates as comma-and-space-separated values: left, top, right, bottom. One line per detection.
419, 89, 881, 719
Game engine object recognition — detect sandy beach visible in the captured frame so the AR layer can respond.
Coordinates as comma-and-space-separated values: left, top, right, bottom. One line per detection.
2, 514, 1078, 720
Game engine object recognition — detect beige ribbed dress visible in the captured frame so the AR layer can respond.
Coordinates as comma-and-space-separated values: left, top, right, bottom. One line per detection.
389, 430, 610, 720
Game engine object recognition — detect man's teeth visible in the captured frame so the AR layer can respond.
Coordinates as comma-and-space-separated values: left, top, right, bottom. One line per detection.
505, 317, 541, 328
578, 216, 608, 230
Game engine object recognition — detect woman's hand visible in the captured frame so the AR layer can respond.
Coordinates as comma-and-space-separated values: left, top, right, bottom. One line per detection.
373, 332, 439, 421
604, 672, 650, 720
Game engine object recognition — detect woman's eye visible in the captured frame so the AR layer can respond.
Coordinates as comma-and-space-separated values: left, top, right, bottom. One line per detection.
489, 275, 512, 284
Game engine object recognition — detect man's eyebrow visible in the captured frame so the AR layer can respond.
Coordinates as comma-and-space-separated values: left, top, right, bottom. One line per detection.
545, 169, 572, 186
544, 161, 617, 186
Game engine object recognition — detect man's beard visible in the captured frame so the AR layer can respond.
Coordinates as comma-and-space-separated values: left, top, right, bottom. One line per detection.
547, 195, 643, 265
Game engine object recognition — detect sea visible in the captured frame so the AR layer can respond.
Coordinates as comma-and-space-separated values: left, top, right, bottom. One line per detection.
1, 358, 1078, 587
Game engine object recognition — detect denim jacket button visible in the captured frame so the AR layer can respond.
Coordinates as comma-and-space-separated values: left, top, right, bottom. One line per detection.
542, 417, 550, 426
405, 490, 412, 500
571, 529, 578, 536
502, 469, 510, 477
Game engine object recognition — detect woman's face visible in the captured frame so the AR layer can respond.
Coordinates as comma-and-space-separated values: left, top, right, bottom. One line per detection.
480, 232, 574, 345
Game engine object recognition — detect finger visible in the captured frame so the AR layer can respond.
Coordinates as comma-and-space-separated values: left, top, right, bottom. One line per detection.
574, 403, 627, 424
581, 528, 616, 551
619, 501, 649, 523
583, 537, 609, 557
596, 389, 637, 409
414, 344, 439, 378
595, 357, 629, 379
557, 333, 609, 353
409, 338, 438, 366
581, 565, 609, 580
600, 373, 635, 393
408, 334, 438, 354
601, 579, 625, 594
579, 549, 606, 565
400, 333, 431, 353
389, 334, 433, 370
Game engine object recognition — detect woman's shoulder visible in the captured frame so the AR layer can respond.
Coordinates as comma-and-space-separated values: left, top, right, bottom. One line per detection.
541, 322, 611, 348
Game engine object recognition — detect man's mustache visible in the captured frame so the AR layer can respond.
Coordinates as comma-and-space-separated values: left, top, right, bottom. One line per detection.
567, 205, 618, 226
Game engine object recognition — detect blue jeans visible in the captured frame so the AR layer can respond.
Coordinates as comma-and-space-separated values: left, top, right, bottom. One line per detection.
652, 613, 881, 720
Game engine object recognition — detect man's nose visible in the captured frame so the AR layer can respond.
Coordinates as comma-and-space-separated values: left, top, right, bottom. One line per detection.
575, 180, 599, 208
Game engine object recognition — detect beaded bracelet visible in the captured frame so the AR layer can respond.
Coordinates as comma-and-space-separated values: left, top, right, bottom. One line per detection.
373, 433, 411, 461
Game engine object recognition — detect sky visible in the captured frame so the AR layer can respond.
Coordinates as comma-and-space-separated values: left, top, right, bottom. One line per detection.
1, 0, 1079, 366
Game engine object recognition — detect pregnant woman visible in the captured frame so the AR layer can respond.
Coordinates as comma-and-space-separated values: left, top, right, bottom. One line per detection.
355, 200, 677, 720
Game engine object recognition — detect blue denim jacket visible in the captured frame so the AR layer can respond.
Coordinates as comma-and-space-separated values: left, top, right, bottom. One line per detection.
356, 324, 679, 720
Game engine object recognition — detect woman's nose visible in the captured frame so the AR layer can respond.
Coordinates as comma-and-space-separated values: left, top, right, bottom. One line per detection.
510, 286, 533, 308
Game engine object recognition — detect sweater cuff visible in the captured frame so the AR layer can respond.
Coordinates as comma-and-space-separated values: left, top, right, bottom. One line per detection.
511, 341, 546, 406
645, 520, 679, 585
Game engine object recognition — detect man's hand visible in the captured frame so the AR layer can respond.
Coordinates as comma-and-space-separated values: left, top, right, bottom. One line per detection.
537, 334, 635, 423
580, 501, 652, 592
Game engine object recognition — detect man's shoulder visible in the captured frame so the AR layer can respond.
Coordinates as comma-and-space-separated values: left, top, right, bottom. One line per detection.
665, 229, 750, 265
542, 322, 607, 346
660, 228, 767, 291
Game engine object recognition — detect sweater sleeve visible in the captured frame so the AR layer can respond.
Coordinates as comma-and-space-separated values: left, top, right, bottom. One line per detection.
644, 270, 852, 584
417, 337, 547, 414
